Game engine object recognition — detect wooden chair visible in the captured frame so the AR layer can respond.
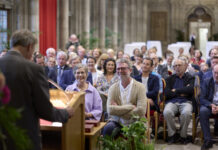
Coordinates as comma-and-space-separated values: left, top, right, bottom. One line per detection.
146, 99, 151, 143
154, 78, 166, 141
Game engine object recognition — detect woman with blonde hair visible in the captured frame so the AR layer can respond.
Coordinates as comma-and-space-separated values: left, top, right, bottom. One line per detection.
93, 48, 102, 62
96, 53, 109, 72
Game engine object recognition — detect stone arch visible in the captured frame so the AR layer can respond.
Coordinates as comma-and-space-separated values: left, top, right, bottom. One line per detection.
185, 5, 214, 23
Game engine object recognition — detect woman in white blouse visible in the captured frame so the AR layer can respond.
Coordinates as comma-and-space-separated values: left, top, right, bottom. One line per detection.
87, 56, 102, 87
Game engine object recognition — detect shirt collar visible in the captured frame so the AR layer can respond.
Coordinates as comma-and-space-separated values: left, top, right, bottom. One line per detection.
120, 78, 133, 91
71, 81, 93, 93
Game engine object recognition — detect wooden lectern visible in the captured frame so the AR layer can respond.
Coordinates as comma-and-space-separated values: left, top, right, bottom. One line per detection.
40, 89, 85, 150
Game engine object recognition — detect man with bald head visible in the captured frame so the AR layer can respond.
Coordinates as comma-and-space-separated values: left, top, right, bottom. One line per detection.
65, 34, 80, 50
163, 58, 195, 144
200, 64, 218, 150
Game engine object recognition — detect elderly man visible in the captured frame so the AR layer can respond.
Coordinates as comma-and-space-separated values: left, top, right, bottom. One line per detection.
163, 58, 195, 144
200, 64, 218, 150
0, 29, 74, 150
102, 58, 147, 137
46, 47, 56, 58
55, 51, 70, 85
65, 34, 80, 50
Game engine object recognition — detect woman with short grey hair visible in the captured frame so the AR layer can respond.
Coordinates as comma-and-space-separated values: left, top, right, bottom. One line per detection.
65, 64, 102, 120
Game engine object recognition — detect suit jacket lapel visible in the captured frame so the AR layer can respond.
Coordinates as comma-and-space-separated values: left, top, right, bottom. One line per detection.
129, 79, 136, 104
116, 83, 122, 105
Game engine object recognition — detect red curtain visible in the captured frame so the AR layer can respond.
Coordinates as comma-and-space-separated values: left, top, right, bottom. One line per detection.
39, 0, 57, 56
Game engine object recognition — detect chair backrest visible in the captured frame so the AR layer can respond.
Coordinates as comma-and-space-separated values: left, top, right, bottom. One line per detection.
158, 78, 166, 111
193, 75, 201, 115
194, 75, 201, 101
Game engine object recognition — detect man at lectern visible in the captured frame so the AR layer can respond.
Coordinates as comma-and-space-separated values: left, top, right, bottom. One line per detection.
0, 29, 74, 150
102, 58, 147, 137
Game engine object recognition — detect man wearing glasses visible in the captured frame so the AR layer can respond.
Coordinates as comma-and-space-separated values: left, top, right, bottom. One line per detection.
163, 58, 195, 144
102, 58, 147, 137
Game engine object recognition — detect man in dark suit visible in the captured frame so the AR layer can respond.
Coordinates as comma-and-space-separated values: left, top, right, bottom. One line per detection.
134, 57, 160, 112
0, 29, 74, 150
200, 64, 218, 150
55, 51, 71, 85
150, 53, 169, 79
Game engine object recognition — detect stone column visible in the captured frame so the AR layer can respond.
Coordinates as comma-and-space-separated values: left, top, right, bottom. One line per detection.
99, 0, 106, 49
142, 0, 148, 42
30, 0, 39, 51
59, 0, 69, 50
83, 0, 90, 49
130, 0, 136, 42
17, 0, 25, 29
123, 0, 128, 45
112, 0, 118, 49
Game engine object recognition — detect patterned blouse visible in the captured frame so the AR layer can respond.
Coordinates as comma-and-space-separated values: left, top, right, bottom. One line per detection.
96, 73, 119, 95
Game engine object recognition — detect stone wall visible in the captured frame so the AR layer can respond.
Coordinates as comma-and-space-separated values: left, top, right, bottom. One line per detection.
1, 0, 218, 53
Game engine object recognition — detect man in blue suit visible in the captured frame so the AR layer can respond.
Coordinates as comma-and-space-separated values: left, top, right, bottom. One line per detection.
134, 57, 160, 112
200, 64, 218, 150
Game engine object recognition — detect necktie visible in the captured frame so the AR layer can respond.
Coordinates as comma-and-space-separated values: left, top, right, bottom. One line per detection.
57, 67, 62, 84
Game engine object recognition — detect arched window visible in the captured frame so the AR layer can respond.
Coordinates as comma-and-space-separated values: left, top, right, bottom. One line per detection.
0, 9, 9, 51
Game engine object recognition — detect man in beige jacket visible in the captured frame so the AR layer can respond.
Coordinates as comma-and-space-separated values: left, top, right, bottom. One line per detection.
102, 58, 147, 137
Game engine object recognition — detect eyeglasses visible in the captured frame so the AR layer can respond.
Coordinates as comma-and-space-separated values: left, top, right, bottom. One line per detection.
173, 64, 183, 68
116, 67, 129, 71
76, 71, 85, 75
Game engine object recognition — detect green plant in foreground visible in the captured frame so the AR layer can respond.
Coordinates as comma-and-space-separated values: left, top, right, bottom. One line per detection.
98, 116, 154, 150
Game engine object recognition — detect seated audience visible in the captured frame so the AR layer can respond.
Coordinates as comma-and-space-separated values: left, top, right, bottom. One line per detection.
199, 64, 218, 150
130, 48, 140, 61
66, 51, 77, 67
77, 46, 87, 64
141, 45, 147, 57
150, 53, 169, 79
59, 56, 92, 90
178, 47, 184, 58
65, 34, 80, 51
102, 58, 147, 137
67, 45, 76, 53
133, 53, 143, 72
87, 56, 103, 87
55, 51, 71, 85
203, 56, 218, 80
96, 58, 119, 96
116, 50, 124, 59
163, 58, 195, 144
96, 53, 109, 72
46, 47, 56, 58
134, 57, 160, 112
191, 50, 205, 66
93, 48, 102, 62
65, 64, 102, 121
107, 48, 116, 59
35, 54, 56, 84
164, 53, 174, 73
206, 47, 218, 68
189, 46, 195, 59
123, 53, 140, 77
47, 57, 56, 68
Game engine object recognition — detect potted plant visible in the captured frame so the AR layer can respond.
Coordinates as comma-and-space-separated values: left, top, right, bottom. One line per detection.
98, 116, 154, 150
